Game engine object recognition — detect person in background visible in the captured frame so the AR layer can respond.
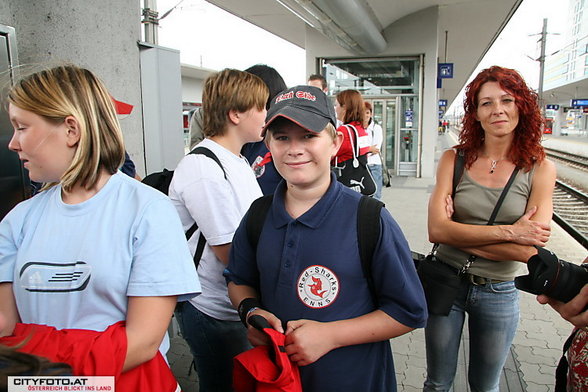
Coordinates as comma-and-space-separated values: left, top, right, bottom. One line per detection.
225, 85, 427, 391
364, 101, 384, 200
424, 66, 556, 392
307, 74, 328, 93
188, 107, 205, 150
241, 64, 288, 195
331, 89, 371, 193
0, 65, 200, 391
169, 69, 268, 392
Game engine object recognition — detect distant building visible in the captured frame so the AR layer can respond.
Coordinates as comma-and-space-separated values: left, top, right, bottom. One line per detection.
544, 0, 588, 136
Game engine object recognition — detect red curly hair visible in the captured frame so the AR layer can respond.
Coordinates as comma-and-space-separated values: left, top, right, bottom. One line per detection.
459, 66, 545, 171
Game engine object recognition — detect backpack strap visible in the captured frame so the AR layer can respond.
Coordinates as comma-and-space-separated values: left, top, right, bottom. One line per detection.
246, 195, 274, 251
357, 196, 384, 307
186, 146, 227, 268
190, 146, 227, 179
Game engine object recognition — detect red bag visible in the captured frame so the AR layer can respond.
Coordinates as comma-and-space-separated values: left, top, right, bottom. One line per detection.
233, 316, 302, 392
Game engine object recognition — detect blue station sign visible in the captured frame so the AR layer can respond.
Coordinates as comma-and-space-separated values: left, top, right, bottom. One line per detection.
439, 99, 448, 107
546, 104, 560, 110
438, 63, 454, 79
571, 99, 588, 107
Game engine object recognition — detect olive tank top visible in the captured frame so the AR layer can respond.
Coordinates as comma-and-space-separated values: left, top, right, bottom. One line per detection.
436, 166, 536, 280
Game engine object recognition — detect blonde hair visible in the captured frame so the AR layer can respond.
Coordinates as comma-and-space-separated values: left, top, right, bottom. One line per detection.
202, 69, 268, 137
8, 65, 125, 192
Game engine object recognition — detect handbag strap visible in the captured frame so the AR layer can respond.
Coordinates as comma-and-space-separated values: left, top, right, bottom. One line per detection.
431, 151, 465, 254
344, 124, 361, 163
459, 165, 520, 274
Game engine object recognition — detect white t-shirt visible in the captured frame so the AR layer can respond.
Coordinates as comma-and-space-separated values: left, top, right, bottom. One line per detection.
0, 172, 201, 352
366, 121, 383, 166
169, 138, 263, 321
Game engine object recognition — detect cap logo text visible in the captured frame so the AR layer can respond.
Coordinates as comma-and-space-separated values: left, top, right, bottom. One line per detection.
275, 90, 317, 104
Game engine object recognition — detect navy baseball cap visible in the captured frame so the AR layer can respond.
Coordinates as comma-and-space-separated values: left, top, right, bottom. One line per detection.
262, 85, 337, 135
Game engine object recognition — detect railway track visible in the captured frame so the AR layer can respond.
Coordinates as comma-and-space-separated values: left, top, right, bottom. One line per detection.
545, 148, 588, 172
543, 147, 588, 249
553, 180, 588, 250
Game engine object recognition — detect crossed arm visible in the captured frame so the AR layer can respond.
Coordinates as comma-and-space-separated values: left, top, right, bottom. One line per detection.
427, 150, 556, 262
227, 282, 412, 366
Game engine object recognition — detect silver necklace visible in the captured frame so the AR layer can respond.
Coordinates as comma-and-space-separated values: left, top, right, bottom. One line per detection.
489, 159, 499, 174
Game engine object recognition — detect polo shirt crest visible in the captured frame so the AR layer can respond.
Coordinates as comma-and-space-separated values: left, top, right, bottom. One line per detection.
297, 265, 339, 308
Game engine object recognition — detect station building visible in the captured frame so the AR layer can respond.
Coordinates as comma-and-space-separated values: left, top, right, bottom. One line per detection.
0, 0, 522, 219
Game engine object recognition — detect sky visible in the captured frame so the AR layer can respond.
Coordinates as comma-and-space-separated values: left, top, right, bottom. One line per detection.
155, 0, 570, 103
447, 0, 570, 114
156, 0, 306, 87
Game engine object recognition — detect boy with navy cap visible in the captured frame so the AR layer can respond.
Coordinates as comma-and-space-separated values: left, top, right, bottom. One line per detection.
225, 85, 427, 391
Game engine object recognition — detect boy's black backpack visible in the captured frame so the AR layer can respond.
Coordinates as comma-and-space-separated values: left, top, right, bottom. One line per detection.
142, 146, 226, 267
245, 194, 384, 306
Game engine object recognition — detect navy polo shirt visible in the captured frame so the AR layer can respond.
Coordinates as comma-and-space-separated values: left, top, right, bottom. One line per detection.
226, 174, 427, 392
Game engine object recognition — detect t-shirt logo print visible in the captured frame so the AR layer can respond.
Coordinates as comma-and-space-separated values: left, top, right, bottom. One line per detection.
297, 265, 339, 308
19, 261, 91, 292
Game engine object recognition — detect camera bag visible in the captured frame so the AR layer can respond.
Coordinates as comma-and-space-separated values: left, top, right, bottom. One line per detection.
417, 151, 519, 316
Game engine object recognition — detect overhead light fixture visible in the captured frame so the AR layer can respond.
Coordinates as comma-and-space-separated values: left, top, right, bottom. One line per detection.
275, 0, 386, 55
275, 0, 361, 53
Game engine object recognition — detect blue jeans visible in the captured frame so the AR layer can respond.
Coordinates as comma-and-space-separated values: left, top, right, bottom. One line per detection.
423, 279, 519, 392
368, 164, 383, 200
175, 302, 251, 392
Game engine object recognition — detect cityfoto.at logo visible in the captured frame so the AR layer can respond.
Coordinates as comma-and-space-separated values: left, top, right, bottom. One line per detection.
8, 376, 114, 391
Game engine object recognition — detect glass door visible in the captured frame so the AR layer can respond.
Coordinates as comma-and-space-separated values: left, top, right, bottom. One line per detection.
398, 96, 419, 176
369, 99, 397, 176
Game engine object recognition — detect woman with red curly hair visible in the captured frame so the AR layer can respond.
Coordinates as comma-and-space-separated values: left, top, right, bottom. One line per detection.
423, 66, 556, 391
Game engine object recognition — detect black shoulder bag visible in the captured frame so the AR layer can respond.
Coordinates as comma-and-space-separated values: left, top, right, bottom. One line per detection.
417, 156, 520, 316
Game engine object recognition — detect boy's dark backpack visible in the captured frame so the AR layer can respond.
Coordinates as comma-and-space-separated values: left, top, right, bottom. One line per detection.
142, 146, 226, 267
245, 194, 384, 306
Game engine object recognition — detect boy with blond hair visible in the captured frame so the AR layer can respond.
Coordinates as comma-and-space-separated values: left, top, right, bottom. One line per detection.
169, 69, 268, 392
226, 85, 427, 391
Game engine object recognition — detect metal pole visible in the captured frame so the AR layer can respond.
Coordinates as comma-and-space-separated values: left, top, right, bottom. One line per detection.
142, 0, 159, 44
444, 30, 448, 62
538, 18, 547, 112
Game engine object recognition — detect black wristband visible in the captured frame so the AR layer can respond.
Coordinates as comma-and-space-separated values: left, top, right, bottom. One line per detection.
237, 297, 262, 326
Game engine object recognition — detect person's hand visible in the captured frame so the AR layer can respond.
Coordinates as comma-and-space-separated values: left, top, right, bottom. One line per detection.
508, 206, 551, 246
537, 284, 588, 328
284, 319, 336, 366
369, 146, 380, 155
445, 194, 454, 219
246, 309, 283, 346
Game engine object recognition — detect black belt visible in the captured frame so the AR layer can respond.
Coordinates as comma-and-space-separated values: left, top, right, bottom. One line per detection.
463, 273, 507, 286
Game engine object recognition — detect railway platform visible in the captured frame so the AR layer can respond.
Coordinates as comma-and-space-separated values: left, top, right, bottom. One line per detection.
167, 131, 588, 392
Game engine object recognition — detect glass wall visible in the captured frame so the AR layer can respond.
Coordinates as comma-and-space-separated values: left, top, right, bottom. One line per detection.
321, 57, 421, 176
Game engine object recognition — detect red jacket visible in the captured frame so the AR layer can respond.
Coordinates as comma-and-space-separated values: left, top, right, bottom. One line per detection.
0, 321, 179, 392
233, 320, 302, 392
